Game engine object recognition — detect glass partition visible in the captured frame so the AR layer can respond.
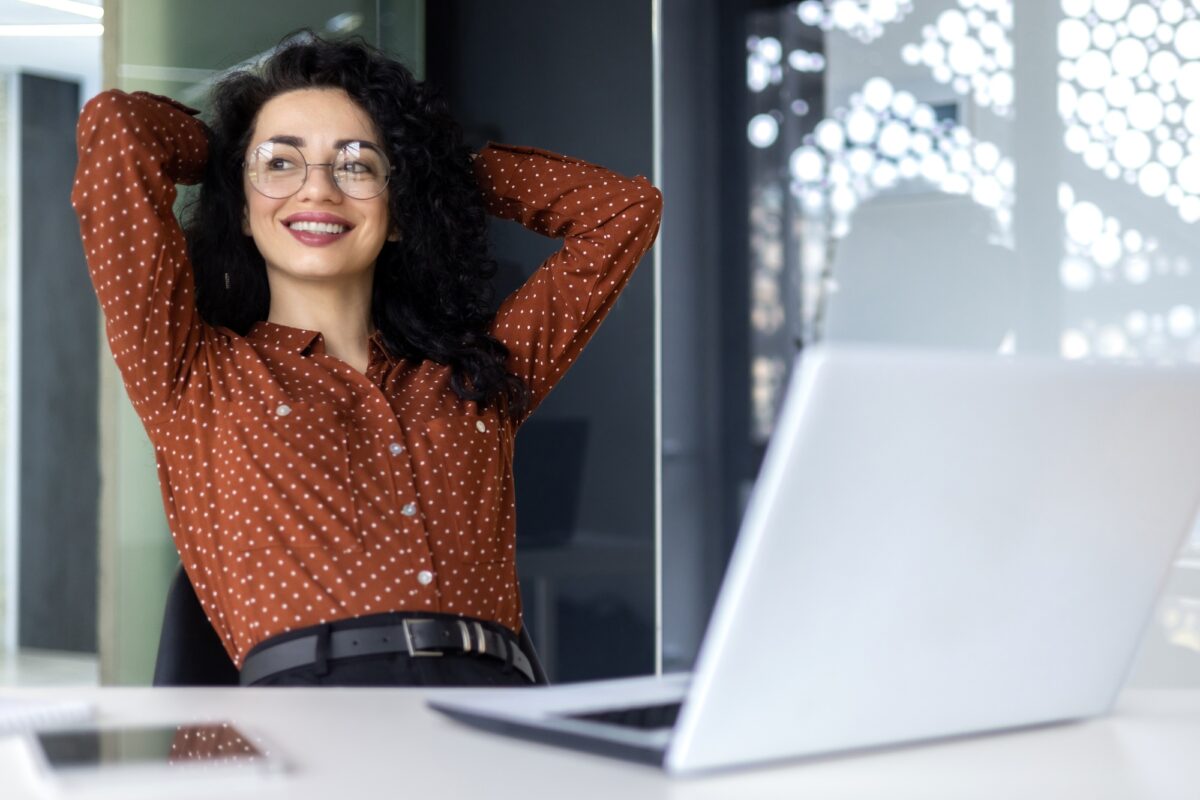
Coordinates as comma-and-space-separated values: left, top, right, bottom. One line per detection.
741, 0, 1200, 686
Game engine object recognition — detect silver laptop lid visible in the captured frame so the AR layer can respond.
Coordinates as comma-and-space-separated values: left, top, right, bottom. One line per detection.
669, 346, 1200, 773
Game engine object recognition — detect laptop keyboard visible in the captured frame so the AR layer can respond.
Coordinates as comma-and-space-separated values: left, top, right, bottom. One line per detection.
568, 701, 683, 730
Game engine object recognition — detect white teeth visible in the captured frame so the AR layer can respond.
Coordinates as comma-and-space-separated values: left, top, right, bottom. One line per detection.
287, 221, 348, 234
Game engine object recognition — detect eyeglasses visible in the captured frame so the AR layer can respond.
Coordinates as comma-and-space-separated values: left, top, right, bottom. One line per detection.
244, 140, 392, 200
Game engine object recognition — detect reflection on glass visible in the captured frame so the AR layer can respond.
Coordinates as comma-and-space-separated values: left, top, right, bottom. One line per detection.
36, 723, 266, 769
746, 2, 1014, 438
1059, 182, 1169, 290
746, 10, 825, 443
169, 723, 266, 765
901, 0, 1014, 116
1058, 0, 1200, 223
794, 0, 914, 43
1056, 1, 1200, 367
789, 78, 1014, 243
1057, 181, 1199, 362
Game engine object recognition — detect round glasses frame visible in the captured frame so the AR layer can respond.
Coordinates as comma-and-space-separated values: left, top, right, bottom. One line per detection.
243, 141, 393, 200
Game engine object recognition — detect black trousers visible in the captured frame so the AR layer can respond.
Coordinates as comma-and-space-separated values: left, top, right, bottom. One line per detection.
242, 611, 539, 688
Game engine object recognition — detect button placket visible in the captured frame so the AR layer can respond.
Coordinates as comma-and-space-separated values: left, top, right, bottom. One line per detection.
364, 398, 422, 529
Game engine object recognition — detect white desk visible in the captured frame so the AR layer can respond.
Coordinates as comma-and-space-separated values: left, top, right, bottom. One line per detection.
2, 687, 1199, 799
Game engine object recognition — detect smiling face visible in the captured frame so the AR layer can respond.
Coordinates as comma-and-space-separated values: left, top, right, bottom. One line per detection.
241, 87, 398, 287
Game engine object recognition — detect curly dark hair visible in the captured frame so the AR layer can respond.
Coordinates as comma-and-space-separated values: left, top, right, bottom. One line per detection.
184, 29, 529, 422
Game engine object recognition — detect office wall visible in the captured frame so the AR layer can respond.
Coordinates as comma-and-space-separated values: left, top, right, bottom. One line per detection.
427, 1, 657, 681
428, 0, 656, 540
16, 73, 99, 653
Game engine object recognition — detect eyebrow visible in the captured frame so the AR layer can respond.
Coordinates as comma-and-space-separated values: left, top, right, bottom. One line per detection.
265, 135, 383, 152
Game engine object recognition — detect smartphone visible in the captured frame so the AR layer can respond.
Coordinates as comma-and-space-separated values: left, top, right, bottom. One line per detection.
26, 721, 287, 791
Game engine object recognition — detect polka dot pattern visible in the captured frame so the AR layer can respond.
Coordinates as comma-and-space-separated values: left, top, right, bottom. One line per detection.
70, 89, 663, 668
169, 723, 265, 764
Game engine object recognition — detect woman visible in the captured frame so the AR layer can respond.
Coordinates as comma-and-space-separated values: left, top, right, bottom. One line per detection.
71, 32, 662, 687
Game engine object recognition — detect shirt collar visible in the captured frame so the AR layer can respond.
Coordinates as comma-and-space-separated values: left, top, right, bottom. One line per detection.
368, 329, 399, 369
247, 320, 399, 368
247, 320, 322, 354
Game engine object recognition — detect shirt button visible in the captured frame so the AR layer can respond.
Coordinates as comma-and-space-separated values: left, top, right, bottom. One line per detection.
401, 502, 417, 517
275, 403, 291, 417
389, 442, 404, 456
417, 570, 433, 585
476, 420, 487, 432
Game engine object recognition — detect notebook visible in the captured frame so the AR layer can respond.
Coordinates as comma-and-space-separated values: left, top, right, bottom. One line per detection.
0, 695, 93, 735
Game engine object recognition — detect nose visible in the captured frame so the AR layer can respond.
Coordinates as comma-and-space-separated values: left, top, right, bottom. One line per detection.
297, 162, 342, 202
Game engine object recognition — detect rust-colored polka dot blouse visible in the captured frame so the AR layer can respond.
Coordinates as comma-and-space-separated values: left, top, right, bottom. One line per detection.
70, 89, 662, 668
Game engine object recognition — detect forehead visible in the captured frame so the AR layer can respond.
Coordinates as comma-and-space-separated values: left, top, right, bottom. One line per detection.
251, 87, 381, 147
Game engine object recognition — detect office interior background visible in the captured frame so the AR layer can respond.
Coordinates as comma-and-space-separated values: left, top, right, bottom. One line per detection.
0, 0, 1197, 688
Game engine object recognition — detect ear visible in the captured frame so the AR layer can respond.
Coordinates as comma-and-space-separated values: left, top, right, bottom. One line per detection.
387, 228, 402, 242
242, 208, 252, 236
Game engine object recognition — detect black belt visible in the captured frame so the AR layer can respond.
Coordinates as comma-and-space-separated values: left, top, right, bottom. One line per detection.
239, 617, 536, 686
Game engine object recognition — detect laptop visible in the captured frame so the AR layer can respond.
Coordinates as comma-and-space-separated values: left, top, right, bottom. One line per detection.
429, 345, 1200, 774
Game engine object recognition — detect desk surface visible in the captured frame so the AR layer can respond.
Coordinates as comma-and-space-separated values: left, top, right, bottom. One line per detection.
2, 686, 1199, 799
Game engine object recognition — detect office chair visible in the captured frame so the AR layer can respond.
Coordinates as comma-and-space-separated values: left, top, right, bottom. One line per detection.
152, 564, 239, 686
153, 564, 550, 686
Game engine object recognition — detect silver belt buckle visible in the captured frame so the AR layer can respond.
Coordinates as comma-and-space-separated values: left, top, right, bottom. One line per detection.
402, 618, 443, 657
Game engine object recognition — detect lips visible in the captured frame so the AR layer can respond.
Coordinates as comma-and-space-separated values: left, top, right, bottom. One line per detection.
281, 212, 354, 247
283, 212, 354, 228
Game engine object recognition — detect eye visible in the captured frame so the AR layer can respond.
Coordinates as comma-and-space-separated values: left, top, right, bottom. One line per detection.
266, 157, 300, 171
337, 161, 375, 175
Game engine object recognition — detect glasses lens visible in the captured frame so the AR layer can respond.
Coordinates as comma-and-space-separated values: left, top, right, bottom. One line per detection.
333, 143, 390, 199
246, 142, 306, 199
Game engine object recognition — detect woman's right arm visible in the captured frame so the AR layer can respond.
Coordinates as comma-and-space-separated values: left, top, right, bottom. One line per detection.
70, 89, 210, 432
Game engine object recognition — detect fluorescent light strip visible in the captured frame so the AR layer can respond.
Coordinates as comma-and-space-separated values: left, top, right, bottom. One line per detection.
0, 24, 103, 37
16, 0, 103, 19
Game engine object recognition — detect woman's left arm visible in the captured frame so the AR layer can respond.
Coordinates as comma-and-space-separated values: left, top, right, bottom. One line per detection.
473, 142, 663, 424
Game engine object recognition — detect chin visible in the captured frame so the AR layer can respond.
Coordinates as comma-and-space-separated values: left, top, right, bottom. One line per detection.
261, 253, 341, 276
287, 264, 366, 282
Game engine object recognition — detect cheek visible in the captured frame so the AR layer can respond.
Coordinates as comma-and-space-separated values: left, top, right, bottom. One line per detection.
246, 197, 282, 235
